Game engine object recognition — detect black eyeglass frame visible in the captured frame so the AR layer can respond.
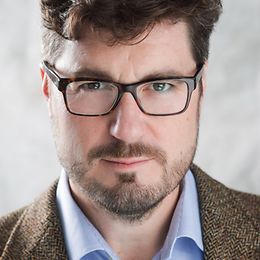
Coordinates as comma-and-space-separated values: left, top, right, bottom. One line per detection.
42, 61, 204, 117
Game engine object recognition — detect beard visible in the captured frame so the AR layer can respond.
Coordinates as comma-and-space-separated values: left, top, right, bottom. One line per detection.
62, 137, 198, 223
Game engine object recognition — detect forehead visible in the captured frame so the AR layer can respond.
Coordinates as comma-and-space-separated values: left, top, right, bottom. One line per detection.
55, 21, 196, 82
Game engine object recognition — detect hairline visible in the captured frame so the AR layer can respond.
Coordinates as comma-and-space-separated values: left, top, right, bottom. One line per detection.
41, 18, 201, 66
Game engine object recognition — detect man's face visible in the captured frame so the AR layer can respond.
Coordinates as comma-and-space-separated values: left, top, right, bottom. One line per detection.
43, 21, 204, 221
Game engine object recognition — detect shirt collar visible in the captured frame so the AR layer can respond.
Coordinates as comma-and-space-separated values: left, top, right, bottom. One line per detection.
158, 170, 204, 259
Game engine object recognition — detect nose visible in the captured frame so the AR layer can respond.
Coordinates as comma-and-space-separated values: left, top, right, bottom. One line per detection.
109, 93, 146, 143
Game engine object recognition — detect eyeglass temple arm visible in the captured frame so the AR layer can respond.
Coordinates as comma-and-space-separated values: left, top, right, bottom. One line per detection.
42, 61, 69, 91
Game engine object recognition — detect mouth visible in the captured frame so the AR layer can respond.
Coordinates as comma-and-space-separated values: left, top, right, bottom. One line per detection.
101, 157, 153, 169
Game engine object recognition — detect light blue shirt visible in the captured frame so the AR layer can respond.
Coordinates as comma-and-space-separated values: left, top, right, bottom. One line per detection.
56, 170, 204, 260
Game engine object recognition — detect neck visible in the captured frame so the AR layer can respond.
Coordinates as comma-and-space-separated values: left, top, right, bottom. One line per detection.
70, 182, 180, 259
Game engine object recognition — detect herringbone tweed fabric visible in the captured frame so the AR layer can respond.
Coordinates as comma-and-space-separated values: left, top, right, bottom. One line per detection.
0, 165, 259, 259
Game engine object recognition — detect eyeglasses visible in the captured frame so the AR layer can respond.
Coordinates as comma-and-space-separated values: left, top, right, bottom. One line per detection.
42, 61, 204, 116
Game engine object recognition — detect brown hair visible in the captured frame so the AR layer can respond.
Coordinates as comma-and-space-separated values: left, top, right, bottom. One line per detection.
41, 0, 222, 65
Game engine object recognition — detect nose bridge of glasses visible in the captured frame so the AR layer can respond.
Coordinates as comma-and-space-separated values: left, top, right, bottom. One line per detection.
115, 82, 139, 101
111, 82, 141, 111
118, 82, 139, 93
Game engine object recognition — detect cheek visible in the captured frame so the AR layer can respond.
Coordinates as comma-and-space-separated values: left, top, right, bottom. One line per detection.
156, 102, 199, 158
48, 91, 84, 159
54, 111, 110, 158
176, 99, 200, 152
162, 119, 195, 147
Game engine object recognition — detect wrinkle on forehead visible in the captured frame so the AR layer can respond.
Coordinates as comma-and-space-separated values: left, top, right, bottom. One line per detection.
55, 21, 196, 83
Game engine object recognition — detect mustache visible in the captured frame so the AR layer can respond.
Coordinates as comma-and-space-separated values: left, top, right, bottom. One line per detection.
88, 140, 167, 165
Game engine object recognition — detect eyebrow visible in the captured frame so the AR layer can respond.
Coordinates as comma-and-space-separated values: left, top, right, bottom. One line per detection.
71, 67, 186, 83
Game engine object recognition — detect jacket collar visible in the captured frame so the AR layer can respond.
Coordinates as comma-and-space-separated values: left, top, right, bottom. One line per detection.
1, 181, 67, 259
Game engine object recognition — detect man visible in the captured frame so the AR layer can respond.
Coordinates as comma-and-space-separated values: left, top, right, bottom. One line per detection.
0, 0, 259, 259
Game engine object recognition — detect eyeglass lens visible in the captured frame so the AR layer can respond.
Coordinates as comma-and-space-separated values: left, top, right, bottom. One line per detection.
65, 79, 189, 115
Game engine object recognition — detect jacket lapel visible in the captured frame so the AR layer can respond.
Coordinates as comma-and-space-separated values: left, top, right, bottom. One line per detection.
1, 181, 67, 259
192, 164, 259, 259
192, 164, 229, 259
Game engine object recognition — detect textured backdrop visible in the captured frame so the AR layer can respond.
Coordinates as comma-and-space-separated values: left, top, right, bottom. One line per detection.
0, 0, 259, 215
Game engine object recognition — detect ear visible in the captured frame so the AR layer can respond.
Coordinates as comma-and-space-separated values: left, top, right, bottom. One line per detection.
40, 65, 54, 117
40, 66, 50, 98
201, 60, 208, 96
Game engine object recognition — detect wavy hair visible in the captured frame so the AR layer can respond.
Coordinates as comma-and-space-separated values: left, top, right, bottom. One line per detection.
41, 0, 222, 64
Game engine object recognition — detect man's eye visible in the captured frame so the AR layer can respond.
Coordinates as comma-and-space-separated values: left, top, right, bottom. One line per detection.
69, 81, 116, 93
81, 82, 102, 90
152, 82, 172, 92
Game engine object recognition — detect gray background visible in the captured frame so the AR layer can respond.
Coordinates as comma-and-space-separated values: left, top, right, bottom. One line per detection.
0, 0, 259, 216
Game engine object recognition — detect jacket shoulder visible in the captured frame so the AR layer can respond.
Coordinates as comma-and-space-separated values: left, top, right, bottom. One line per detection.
0, 206, 27, 255
0, 181, 67, 259
229, 186, 260, 218
191, 163, 260, 215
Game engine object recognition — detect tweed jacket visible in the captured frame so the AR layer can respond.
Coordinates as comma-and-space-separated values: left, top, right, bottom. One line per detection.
0, 165, 259, 259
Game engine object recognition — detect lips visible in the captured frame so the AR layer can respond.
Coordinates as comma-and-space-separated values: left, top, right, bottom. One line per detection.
102, 157, 152, 167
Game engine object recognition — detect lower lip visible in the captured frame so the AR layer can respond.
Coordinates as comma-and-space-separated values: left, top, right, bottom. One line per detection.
101, 159, 151, 170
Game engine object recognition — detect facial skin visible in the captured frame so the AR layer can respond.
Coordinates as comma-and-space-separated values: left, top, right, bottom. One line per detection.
42, 21, 205, 223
